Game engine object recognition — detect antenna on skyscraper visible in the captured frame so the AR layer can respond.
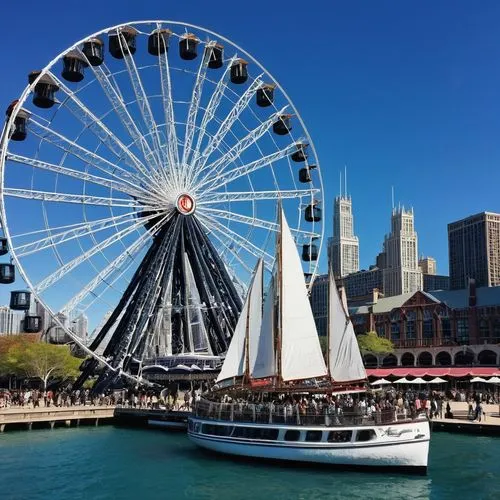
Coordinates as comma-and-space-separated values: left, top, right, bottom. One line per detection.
391, 186, 395, 210
339, 170, 342, 198
344, 164, 348, 197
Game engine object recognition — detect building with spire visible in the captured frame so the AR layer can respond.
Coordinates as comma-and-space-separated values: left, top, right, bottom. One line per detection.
329, 170, 359, 278
382, 207, 423, 296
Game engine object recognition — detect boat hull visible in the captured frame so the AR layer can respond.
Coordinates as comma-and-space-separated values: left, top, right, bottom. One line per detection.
188, 417, 429, 473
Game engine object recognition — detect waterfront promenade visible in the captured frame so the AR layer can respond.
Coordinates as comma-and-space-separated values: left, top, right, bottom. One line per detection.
0, 405, 115, 431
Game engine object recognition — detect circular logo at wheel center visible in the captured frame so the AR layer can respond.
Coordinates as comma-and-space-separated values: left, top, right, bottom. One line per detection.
176, 193, 196, 215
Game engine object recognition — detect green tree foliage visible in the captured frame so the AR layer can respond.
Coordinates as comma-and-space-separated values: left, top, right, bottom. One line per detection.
318, 335, 328, 357
0, 336, 80, 389
356, 331, 394, 355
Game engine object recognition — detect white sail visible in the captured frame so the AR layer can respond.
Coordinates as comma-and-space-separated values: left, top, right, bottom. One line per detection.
280, 209, 328, 381
217, 259, 263, 383
250, 269, 275, 379
328, 273, 367, 382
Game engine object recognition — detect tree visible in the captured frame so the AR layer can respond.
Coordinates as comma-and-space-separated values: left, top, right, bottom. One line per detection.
0, 334, 38, 377
356, 331, 394, 355
9, 343, 81, 389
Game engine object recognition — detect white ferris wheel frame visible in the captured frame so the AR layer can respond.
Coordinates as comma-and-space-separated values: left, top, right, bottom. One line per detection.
0, 20, 325, 381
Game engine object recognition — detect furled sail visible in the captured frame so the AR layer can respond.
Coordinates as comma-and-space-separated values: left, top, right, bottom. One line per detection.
280, 209, 328, 381
328, 272, 367, 382
217, 259, 263, 383
250, 270, 275, 379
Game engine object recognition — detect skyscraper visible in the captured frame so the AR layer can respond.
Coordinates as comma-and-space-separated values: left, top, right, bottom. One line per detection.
448, 212, 500, 290
382, 207, 422, 296
330, 173, 359, 278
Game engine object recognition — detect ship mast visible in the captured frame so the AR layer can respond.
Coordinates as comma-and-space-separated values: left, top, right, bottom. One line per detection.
276, 205, 283, 387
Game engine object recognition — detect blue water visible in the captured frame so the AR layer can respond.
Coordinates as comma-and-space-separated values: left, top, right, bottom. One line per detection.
0, 426, 498, 500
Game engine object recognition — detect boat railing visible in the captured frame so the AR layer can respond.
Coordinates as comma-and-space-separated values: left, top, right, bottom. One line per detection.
193, 398, 417, 427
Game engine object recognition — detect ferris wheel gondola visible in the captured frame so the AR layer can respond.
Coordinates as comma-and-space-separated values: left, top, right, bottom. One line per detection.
0, 21, 324, 388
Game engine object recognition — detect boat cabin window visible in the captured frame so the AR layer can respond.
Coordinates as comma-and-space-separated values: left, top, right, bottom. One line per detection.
305, 430, 323, 442
232, 427, 279, 440
284, 430, 301, 441
202, 424, 233, 437
355, 429, 376, 442
327, 431, 352, 443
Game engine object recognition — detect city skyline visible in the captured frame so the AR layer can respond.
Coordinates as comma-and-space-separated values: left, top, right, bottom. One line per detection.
1, 3, 500, 318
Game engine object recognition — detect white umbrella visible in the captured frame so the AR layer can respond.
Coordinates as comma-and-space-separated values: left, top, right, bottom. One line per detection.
428, 377, 447, 384
410, 377, 427, 384
470, 377, 487, 383
393, 377, 412, 384
485, 376, 500, 384
370, 378, 392, 386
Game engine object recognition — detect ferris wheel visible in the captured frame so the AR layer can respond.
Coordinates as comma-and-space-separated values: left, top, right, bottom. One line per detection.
0, 21, 324, 387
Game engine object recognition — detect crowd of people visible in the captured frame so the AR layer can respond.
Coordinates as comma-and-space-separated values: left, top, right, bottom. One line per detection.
198, 386, 498, 425
0, 388, 117, 408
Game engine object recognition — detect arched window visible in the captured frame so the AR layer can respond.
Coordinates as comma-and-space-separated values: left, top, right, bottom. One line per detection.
479, 319, 490, 339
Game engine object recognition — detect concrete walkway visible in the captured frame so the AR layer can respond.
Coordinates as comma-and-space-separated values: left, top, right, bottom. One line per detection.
0, 405, 115, 431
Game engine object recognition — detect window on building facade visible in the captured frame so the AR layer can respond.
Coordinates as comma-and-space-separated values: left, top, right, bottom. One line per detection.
479, 319, 490, 338
494, 319, 500, 339
391, 322, 400, 341
376, 323, 385, 338
457, 319, 469, 344
406, 310, 416, 340
441, 318, 452, 340
423, 319, 433, 339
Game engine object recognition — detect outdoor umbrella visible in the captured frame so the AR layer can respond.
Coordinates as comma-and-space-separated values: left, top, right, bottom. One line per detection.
485, 376, 500, 384
410, 377, 427, 384
393, 377, 412, 384
428, 377, 447, 384
370, 378, 392, 386
470, 377, 487, 383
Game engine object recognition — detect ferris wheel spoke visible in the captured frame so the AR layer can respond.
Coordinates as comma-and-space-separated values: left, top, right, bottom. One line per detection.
199, 207, 319, 241
157, 31, 180, 182
77, 50, 164, 187
60, 229, 151, 315
196, 141, 296, 194
117, 36, 172, 188
47, 72, 151, 184
196, 216, 253, 275
189, 56, 237, 177
27, 119, 157, 195
192, 107, 289, 189
6, 153, 148, 200
33, 213, 163, 294
14, 210, 140, 258
197, 214, 273, 270
3, 188, 147, 209
199, 188, 318, 205
181, 47, 210, 171
191, 76, 264, 177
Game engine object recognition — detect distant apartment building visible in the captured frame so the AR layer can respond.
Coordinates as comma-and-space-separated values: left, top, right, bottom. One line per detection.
448, 212, 500, 290
310, 274, 329, 337
342, 267, 383, 301
423, 274, 450, 292
419, 257, 436, 275
329, 194, 359, 278
382, 207, 423, 296
0, 306, 23, 334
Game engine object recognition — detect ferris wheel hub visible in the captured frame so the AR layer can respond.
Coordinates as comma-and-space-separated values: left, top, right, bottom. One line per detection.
176, 193, 196, 215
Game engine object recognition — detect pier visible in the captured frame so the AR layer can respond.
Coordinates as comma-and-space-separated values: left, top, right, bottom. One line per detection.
0, 406, 115, 432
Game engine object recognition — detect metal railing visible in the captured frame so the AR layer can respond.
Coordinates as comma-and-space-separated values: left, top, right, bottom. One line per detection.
193, 398, 414, 427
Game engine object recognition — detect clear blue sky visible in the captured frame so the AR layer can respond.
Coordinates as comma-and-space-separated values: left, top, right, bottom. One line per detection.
1, 0, 500, 299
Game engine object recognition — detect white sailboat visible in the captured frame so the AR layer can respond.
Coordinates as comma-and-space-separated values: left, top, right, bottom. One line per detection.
188, 208, 430, 473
